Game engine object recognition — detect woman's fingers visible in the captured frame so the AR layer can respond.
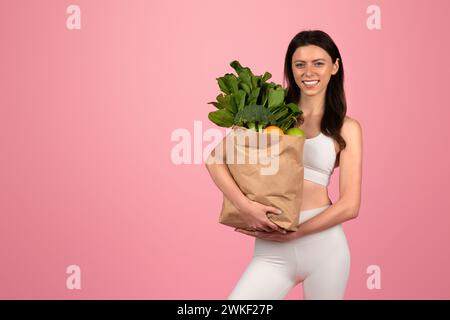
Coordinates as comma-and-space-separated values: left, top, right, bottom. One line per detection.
235, 228, 253, 236
267, 221, 286, 233
263, 207, 286, 233
259, 225, 275, 232
265, 206, 283, 215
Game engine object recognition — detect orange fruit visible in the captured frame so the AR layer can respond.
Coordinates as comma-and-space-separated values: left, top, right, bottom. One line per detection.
264, 125, 284, 135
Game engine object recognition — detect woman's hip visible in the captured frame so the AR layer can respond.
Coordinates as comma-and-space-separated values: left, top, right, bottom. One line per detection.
293, 204, 349, 247
254, 204, 349, 252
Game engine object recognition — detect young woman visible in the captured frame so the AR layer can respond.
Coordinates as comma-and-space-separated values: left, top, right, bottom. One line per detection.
205, 30, 363, 300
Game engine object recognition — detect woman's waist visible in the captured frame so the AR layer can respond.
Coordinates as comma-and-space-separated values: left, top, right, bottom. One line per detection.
301, 181, 331, 211
300, 197, 331, 212
299, 203, 331, 220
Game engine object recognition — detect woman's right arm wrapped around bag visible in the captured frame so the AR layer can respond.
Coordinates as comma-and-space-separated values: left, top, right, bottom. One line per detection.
205, 161, 285, 233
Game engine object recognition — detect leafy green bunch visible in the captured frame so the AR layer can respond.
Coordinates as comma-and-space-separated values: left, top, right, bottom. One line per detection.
207, 60, 302, 133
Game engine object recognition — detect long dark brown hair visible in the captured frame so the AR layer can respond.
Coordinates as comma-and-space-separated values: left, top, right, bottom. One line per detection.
283, 30, 347, 154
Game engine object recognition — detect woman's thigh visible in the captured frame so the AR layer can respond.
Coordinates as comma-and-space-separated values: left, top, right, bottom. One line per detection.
294, 225, 351, 299
227, 239, 298, 300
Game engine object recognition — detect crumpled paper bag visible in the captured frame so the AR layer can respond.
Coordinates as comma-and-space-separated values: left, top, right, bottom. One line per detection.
207, 126, 304, 232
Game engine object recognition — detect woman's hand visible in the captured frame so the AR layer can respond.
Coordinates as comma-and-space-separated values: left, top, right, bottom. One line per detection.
235, 198, 286, 233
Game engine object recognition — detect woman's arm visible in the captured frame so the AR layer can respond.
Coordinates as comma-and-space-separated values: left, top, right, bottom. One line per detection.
205, 143, 286, 233
205, 162, 249, 211
204, 134, 250, 211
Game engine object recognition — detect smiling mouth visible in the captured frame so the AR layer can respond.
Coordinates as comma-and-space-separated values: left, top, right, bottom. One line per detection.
302, 80, 320, 87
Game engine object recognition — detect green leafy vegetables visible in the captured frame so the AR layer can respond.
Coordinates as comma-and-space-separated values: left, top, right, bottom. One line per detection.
207, 60, 302, 133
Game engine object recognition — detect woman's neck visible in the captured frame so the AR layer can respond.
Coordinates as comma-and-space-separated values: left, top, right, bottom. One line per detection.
298, 93, 326, 118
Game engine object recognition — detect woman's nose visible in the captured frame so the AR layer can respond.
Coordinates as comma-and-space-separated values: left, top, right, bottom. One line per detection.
304, 64, 314, 76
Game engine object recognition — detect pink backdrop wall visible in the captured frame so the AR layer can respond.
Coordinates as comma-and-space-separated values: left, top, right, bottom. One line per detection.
1, 0, 449, 299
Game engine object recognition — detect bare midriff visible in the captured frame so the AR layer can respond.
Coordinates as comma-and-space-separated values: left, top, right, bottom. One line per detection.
300, 180, 333, 211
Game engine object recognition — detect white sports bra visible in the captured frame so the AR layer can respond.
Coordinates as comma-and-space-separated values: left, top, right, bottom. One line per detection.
303, 132, 337, 187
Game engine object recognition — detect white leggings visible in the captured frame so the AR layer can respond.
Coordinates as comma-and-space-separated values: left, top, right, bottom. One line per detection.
227, 204, 350, 300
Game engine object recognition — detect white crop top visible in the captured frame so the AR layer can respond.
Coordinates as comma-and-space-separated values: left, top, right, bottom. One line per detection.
303, 132, 337, 187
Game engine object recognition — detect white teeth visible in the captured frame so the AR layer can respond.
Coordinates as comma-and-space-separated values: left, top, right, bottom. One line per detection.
303, 80, 319, 85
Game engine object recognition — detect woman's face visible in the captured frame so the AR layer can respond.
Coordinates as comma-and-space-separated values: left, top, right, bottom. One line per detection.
291, 45, 339, 96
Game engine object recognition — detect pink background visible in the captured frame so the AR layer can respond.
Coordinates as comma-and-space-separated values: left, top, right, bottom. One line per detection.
1, 0, 449, 299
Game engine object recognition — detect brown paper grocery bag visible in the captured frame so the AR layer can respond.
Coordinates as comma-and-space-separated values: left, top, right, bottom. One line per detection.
207, 126, 304, 232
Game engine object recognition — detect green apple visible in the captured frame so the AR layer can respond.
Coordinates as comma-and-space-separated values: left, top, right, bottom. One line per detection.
286, 128, 305, 137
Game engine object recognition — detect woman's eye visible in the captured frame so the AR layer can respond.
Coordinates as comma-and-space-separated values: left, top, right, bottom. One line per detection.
295, 63, 323, 68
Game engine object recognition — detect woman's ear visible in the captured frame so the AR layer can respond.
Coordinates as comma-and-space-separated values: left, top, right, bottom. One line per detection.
332, 58, 340, 75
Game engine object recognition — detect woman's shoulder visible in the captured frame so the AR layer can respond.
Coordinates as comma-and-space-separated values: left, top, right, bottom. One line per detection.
343, 116, 362, 132
341, 115, 363, 143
